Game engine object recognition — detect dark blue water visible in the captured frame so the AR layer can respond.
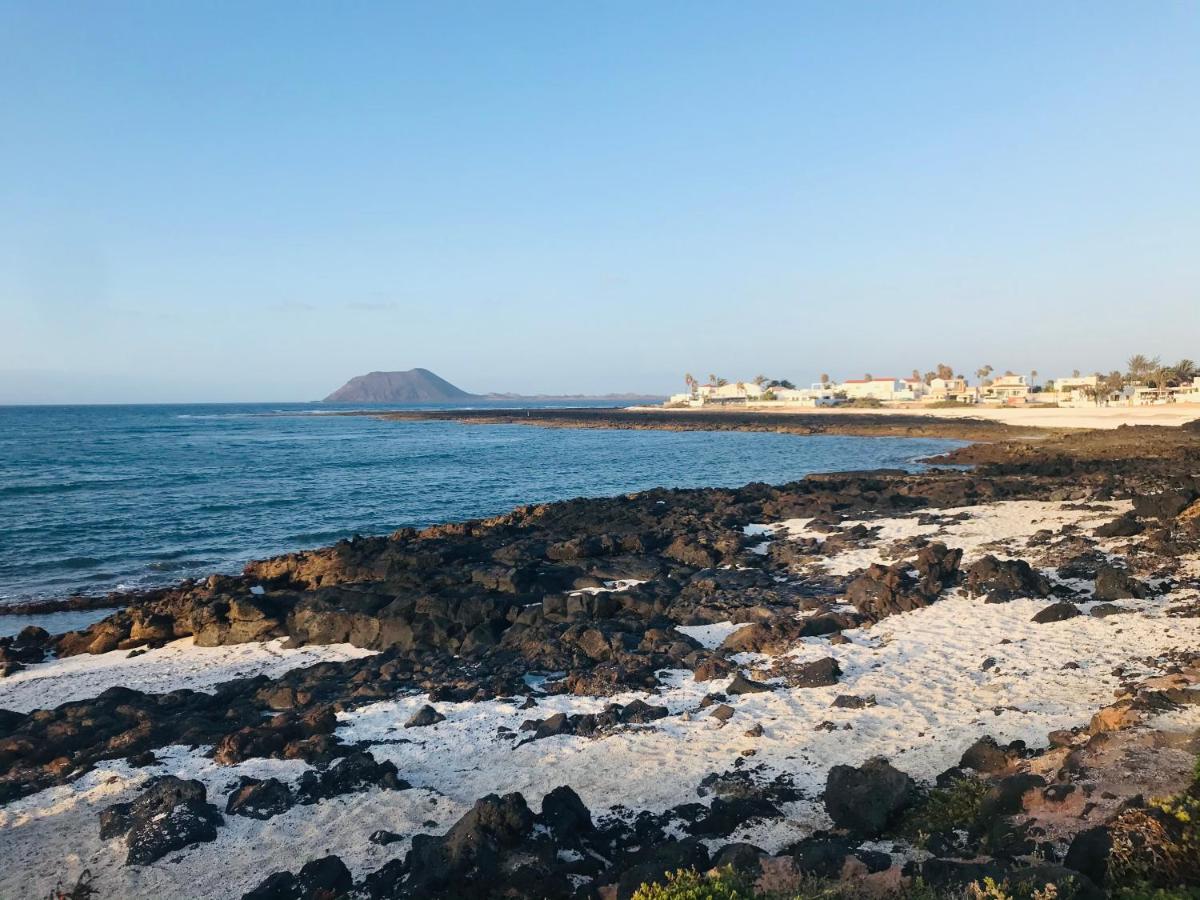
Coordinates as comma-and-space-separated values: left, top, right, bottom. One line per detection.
0, 403, 964, 603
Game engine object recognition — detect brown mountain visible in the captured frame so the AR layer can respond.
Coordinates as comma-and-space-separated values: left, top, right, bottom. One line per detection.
324, 368, 666, 404
323, 369, 480, 403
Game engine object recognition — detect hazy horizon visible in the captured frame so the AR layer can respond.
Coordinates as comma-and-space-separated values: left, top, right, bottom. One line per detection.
3, 2, 1198, 404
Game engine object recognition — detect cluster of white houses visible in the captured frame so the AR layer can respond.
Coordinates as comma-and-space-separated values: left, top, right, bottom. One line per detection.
668, 374, 1200, 409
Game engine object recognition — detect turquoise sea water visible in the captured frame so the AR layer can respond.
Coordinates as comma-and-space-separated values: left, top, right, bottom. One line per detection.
0, 403, 963, 604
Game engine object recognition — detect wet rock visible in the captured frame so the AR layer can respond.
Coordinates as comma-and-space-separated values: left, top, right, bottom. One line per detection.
99, 776, 223, 866
824, 757, 915, 837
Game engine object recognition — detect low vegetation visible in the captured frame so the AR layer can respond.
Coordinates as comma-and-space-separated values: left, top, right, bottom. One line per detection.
632, 868, 1105, 900
898, 776, 992, 844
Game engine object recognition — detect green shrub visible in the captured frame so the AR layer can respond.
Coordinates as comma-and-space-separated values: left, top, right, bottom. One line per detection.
631, 867, 756, 900
1111, 885, 1200, 900
633, 867, 956, 900
899, 777, 991, 843
1108, 793, 1200, 890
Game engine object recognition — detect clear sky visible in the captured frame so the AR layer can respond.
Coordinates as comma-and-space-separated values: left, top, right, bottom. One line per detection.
2, 2, 1197, 402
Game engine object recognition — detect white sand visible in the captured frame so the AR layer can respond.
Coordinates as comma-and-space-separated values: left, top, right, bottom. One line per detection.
335, 592, 1198, 851
777, 500, 1132, 576
629, 403, 1200, 430
0, 746, 445, 900
3, 498, 1198, 898
0, 638, 376, 714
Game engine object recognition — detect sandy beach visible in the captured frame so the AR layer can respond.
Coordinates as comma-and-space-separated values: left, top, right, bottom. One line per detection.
629, 402, 1200, 431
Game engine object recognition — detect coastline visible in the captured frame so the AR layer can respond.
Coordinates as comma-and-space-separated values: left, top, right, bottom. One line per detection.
351, 401, 1200, 434
351, 405, 1050, 442
2, 416, 1199, 897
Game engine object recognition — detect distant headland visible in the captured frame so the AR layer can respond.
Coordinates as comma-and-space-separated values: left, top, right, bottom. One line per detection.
323, 367, 664, 404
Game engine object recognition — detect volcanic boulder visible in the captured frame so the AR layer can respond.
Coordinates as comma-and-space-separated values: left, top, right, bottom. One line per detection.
824, 757, 915, 837
844, 543, 961, 621
99, 776, 223, 866
964, 556, 1052, 603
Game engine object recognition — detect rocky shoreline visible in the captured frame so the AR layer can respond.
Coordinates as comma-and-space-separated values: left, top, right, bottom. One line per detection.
352, 406, 1046, 442
3, 419, 1200, 898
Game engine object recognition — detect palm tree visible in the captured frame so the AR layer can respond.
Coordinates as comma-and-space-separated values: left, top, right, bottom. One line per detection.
1149, 365, 1176, 394
974, 365, 993, 385
1173, 359, 1197, 382
1126, 354, 1160, 384
708, 373, 718, 386
684, 373, 696, 392
753, 374, 767, 387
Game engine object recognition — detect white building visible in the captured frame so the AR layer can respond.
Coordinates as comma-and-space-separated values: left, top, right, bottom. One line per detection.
838, 378, 920, 402
774, 387, 837, 406
928, 377, 975, 403
668, 380, 767, 406
1050, 375, 1099, 407
982, 374, 1031, 404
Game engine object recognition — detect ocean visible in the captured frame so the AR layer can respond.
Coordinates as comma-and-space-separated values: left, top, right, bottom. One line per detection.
0, 403, 963, 606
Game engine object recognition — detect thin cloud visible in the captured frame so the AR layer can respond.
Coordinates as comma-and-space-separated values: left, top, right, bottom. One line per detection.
269, 300, 317, 313
345, 300, 398, 312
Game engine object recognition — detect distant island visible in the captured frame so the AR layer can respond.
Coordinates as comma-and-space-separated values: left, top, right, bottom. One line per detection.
323, 367, 664, 403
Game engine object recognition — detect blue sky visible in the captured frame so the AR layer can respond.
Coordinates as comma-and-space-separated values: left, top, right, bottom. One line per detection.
1, 2, 1197, 402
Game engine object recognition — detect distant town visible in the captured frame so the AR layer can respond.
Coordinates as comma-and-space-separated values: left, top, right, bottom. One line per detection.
667, 355, 1200, 409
